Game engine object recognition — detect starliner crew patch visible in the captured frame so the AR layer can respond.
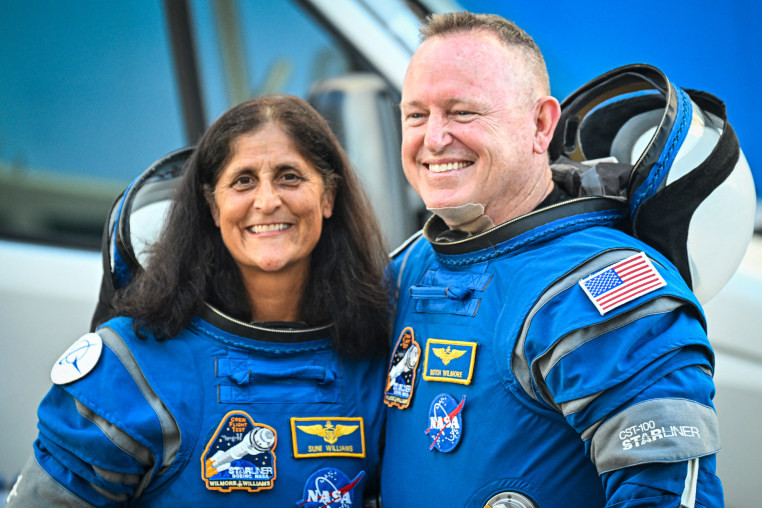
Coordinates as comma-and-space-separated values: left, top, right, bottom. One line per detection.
201, 410, 277, 493
297, 468, 365, 507
425, 393, 466, 452
384, 327, 421, 409
422, 338, 477, 385
51, 332, 103, 385
579, 251, 666, 315
291, 417, 365, 458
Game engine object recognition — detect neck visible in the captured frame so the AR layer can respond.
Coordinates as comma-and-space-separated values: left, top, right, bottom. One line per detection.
490, 167, 554, 226
241, 266, 308, 323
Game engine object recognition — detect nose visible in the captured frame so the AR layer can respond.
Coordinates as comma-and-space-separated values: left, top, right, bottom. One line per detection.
253, 179, 281, 213
423, 113, 452, 153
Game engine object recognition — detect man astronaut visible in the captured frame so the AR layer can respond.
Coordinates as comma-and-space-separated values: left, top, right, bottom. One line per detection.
378, 11, 751, 507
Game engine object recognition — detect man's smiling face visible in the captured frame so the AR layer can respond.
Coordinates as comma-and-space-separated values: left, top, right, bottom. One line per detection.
400, 31, 541, 225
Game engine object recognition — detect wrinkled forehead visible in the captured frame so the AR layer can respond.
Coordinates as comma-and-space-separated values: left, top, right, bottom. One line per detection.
403, 32, 534, 106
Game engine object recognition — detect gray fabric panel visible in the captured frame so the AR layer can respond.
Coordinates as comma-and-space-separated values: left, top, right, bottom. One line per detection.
75, 399, 153, 467
98, 327, 181, 472
4, 456, 96, 508
91, 465, 142, 487
511, 248, 640, 405
581, 416, 604, 442
589, 398, 721, 474
559, 390, 603, 417
90, 483, 128, 502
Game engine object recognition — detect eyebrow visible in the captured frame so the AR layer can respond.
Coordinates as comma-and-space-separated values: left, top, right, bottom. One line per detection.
399, 99, 422, 109
400, 97, 480, 109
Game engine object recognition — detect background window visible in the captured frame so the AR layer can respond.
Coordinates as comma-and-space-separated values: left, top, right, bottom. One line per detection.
0, 1, 185, 247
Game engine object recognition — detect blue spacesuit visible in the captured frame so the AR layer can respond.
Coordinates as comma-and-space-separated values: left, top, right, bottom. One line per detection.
9, 305, 385, 507
380, 196, 723, 507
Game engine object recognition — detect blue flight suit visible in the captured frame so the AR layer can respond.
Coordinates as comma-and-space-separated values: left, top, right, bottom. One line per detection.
9, 305, 385, 507
380, 197, 723, 507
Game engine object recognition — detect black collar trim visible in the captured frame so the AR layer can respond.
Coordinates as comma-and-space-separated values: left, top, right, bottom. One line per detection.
425, 197, 626, 256
199, 303, 333, 342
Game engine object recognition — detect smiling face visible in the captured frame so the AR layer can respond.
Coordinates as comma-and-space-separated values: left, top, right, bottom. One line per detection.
209, 123, 335, 281
401, 32, 552, 225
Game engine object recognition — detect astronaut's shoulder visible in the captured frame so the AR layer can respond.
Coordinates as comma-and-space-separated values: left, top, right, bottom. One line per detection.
49, 317, 140, 386
389, 230, 424, 260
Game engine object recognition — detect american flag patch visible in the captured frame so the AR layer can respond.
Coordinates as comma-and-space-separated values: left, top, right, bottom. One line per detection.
579, 252, 666, 315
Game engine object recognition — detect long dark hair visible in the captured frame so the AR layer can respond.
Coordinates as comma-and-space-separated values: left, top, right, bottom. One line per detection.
113, 95, 389, 358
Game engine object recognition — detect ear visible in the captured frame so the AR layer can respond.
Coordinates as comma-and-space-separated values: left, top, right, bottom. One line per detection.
322, 186, 336, 219
204, 185, 221, 227
532, 96, 561, 155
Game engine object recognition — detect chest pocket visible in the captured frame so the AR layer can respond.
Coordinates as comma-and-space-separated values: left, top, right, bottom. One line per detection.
410, 263, 491, 317
216, 348, 340, 404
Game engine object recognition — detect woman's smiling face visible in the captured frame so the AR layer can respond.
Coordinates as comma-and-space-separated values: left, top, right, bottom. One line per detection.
210, 123, 335, 279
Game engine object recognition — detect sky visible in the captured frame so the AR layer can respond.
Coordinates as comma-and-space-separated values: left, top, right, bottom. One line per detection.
459, 0, 761, 195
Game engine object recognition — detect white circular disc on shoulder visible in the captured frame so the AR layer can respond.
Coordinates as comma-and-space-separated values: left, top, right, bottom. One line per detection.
51, 332, 103, 385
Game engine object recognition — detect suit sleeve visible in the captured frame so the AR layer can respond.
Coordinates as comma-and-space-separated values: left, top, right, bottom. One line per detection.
515, 256, 723, 507
6, 330, 169, 507
594, 363, 723, 507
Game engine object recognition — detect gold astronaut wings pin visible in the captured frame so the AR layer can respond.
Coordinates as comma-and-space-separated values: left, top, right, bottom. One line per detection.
297, 421, 358, 444
433, 346, 467, 365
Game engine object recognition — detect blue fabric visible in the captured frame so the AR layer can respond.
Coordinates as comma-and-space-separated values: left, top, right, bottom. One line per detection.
569, 349, 713, 437
629, 86, 692, 216
381, 213, 722, 507
31, 314, 386, 506
603, 456, 723, 507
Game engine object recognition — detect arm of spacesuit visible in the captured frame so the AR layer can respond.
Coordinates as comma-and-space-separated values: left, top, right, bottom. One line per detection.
542, 328, 724, 507
517, 278, 724, 507
5, 326, 174, 507
5, 383, 157, 508
593, 363, 723, 507
602, 451, 722, 507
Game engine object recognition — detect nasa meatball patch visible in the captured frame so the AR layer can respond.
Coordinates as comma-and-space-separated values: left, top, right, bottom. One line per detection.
425, 393, 466, 452
201, 410, 277, 493
296, 468, 365, 507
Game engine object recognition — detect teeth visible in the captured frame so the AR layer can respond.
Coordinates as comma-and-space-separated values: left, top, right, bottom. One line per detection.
428, 161, 470, 173
248, 224, 290, 234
